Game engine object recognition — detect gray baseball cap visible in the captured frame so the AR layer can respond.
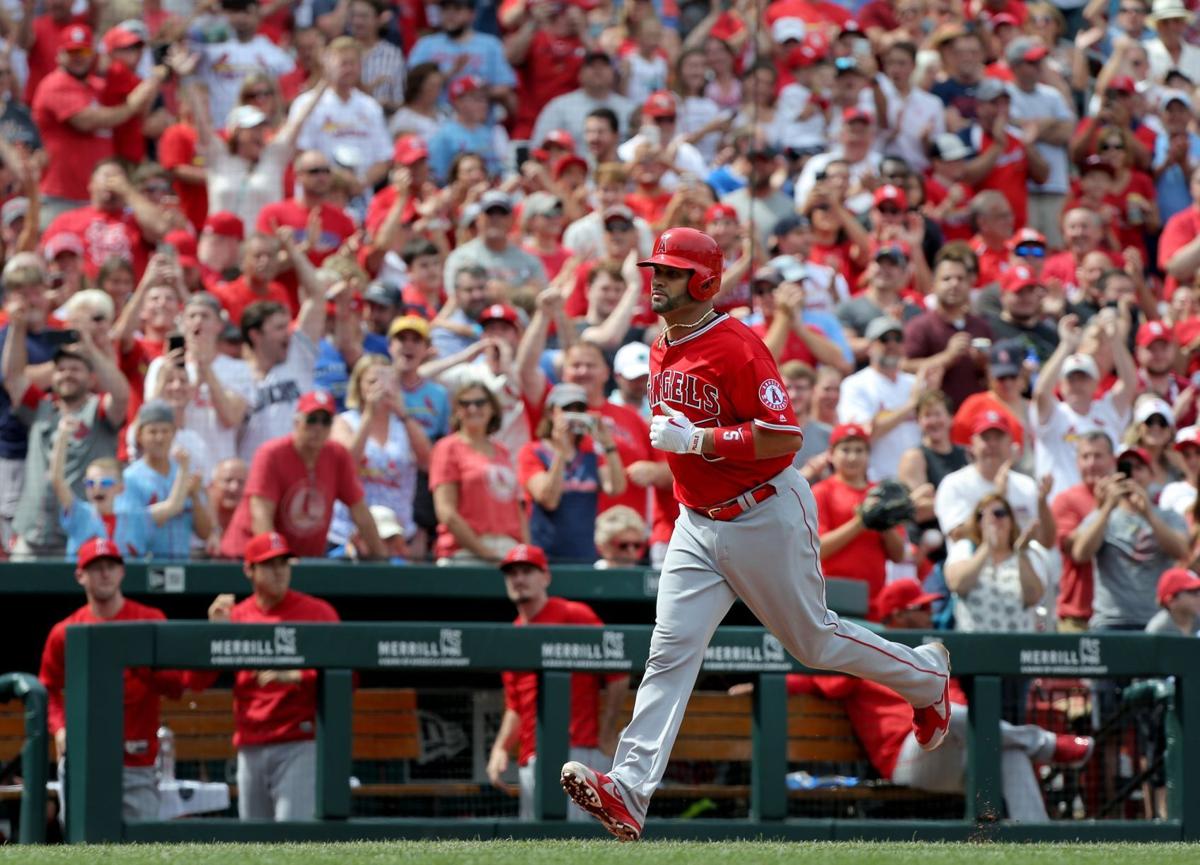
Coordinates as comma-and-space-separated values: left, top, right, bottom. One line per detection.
546, 382, 589, 409
864, 317, 904, 342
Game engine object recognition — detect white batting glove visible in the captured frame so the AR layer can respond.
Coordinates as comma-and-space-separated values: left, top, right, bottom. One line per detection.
650, 404, 705, 455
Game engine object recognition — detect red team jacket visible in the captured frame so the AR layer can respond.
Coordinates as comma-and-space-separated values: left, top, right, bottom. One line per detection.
648, 314, 802, 508
39, 600, 188, 768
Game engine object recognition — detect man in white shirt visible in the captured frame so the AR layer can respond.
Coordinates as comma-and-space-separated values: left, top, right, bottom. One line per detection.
194, 0, 295, 126
1146, 0, 1200, 83
793, 108, 884, 216
616, 92, 708, 186
1032, 313, 1136, 500
145, 293, 254, 466
531, 52, 635, 150
934, 410, 1055, 547
1004, 37, 1076, 248
288, 36, 392, 193
877, 40, 945, 173
237, 231, 327, 462
837, 317, 923, 480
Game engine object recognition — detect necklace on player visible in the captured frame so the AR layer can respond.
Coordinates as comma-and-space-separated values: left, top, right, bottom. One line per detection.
658, 308, 716, 348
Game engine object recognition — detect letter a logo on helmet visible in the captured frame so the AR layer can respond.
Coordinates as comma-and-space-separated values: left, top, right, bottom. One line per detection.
638, 227, 724, 301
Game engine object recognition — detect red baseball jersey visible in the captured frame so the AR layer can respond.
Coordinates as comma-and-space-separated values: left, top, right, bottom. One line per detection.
648, 314, 802, 509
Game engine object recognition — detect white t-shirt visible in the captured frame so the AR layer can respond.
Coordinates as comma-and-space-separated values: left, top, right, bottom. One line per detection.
196, 37, 296, 126
237, 330, 319, 462
1032, 394, 1128, 502
1159, 479, 1197, 519
877, 76, 946, 173
837, 366, 920, 481
775, 83, 828, 149
1006, 82, 1074, 195
290, 87, 393, 180
935, 463, 1039, 537
144, 354, 255, 467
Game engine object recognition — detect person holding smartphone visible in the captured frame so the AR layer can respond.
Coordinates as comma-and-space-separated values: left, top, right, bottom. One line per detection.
517, 383, 626, 562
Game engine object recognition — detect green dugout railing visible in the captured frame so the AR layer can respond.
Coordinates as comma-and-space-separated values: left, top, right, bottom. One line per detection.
0, 672, 47, 844
61, 623, 1200, 844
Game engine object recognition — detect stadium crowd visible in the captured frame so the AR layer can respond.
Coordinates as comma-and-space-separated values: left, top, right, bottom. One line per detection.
1, 0, 1200, 642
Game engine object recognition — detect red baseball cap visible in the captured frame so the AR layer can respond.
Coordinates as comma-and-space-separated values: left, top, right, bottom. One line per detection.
842, 106, 874, 124
704, 203, 739, 224
642, 90, 677, 119
479, 303, 520, 327
540, 129, 577, 151
973, 409, 1013, 437
830, 422, 870, 448
501, 543, 549, 572
1137, 320, 1175, 347
873, 184, 908, 210
163, 230, 199, 269
77, 536, 123, 569
103, 25, 143, 52
296, 390, 336, 415
552, 153, 588, 180
1001, 264, 1039, 293
449, 75, 485, 101
1117, 445, 1152, 466
1008, 227, 1047, 250
204, 211, 245, 241
393, 135, 429, 166
61, 24, 94, 52
1107, 75, 1136, 94
990, 11, 1019, 27
1158, 567, 1200, 606
1174, 425, 1200, 452
871, 579, 942, 623
244, 531, 292, 565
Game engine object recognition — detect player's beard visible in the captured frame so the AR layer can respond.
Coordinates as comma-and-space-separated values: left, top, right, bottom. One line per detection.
651, 289, 693, 315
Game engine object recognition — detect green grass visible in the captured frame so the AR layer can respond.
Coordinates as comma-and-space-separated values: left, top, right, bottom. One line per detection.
1, 841, 1199, 865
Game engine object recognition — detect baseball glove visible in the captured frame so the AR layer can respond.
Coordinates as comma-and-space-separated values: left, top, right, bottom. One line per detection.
858, 478, 915, 531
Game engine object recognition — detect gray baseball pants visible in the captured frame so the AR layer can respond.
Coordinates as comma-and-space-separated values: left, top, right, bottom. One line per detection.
237, 739, 316, 820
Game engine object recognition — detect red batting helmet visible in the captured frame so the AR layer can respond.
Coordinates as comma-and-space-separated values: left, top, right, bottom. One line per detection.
638, 228, 723, 302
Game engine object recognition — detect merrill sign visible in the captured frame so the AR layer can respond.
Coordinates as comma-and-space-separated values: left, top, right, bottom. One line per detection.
542, 630, 632, 670
210, 626, 304, 665
1018, 638, 1106, 675
378, 629, 470, 668
703, 635, 791, 672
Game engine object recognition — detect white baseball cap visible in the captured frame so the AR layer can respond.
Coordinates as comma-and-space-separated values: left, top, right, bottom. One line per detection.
1135, 396, 1175, 427
772, 17, 806, 43
369, 505, 403, 540
614, 342, 651, 380
1061, 353, 1099, 381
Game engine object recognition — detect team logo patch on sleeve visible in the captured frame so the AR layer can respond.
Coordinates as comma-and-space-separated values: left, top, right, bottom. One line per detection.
758, 379, 790, 411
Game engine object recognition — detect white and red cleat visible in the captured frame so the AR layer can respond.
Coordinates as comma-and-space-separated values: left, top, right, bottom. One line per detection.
560, 761, 643, 841
1052, 735, 1095, 769
912, 642, 952, 751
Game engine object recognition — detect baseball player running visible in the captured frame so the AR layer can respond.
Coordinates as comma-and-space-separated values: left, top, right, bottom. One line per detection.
560, 228, 952, 840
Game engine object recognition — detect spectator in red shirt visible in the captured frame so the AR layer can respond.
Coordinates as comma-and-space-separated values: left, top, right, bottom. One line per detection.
42, 160, 171, 280
207, 457, 249, 536
813, 423, 908, 601
505, 0, 587, 141
39, 537, 191, 819
1043, 207, 1121, 298
624, 143, 673, 226
968, 191, 1016, 289
1052, 431, 1118, 630
19, 0, 92, 104
1159, 164, 1200, 299
198, 211, 246, 285
486, 543, 629, 819
218, 391, 387, 559
158, 82, 209, 233
754, 269, 852, 374
960, 78, 1049, 231
203, 531, 341, 821
212, 233, 295, 324
32, 25, 173, 219
96, 23, 152, 165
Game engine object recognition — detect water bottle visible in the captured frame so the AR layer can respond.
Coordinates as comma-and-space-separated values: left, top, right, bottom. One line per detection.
157, 726, 176, 782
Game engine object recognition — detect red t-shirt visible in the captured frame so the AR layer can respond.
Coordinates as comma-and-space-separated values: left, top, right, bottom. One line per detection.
1041, 248, 1124, 295
564, 261, 654, 325
596, 402, 656, 516
117, 339, 151, 462
428, 434, 524, 559
511, 30, 584, 141
764, 0, 852, 26
501, 597, 626, 765
158, 122, 208, 232
787, 673, 968, 779
858, 0, 899, 30
33, 68, 115, 202
43, 205, 151, 279
972, 129, 1030, 229
951, 392, 1025, 449
39, 599, 187, 767
220, 436, 365, 558
648, 314, 801, 509
748, 320, 823, 367
1052, 482, 1096, 621
226, 590, 339, 748
810, 240, 864, 294
24, 14, 90, 104
1159, 206, 1200, 300
95, 59, 144, 163
625, 190, 673, 226
212, 275, 297, 324
924, 176, 974, 242
811, 475, 891, 601
524, 242, 573, 283
970, 235, 1011, 288
257, 199, 356, 306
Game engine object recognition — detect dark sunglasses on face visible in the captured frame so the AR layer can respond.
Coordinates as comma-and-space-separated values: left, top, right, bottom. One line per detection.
91, 313, 109, 323
305, 412, 334, 427
1145, 415, 1171, 428
458, 397, 490, 409
878, 205, 903, 216
879, 333, 904, 344
302, 166, 332, 175
562, 402, 588, 413
1015, 245, 1046, 258
244, 90, 272, 100
85, 477, 117, 490
1099, 142, 1125, 151
605, 220, 634, 233
615, 541, 645, 552
986, 507, 1011, 519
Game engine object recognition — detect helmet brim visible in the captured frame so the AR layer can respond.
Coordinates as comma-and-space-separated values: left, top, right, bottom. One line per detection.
637, 254, 700, 272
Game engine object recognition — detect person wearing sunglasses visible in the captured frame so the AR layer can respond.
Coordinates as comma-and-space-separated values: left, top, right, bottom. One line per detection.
594, 504, 650, 569
1124, 395, 1182, 500
983, 265, 1058, 363
219, 390, 387, 559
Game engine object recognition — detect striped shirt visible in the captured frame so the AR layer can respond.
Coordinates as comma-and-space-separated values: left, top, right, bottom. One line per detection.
361, 40, 406, 110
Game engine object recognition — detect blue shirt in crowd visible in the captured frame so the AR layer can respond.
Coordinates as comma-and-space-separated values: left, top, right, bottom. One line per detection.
122, 459, 197, 559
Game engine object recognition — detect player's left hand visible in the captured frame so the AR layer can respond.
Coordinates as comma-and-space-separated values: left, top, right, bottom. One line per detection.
650, 403, 704, 455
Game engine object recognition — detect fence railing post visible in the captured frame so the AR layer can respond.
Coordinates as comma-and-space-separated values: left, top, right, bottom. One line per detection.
965, 674, 1003, 824
316, 669, 353, 820
534, 671, 571, 820
751, 672, 787, 821
1166, 672, 1200, 838
0, 672, 47, 844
